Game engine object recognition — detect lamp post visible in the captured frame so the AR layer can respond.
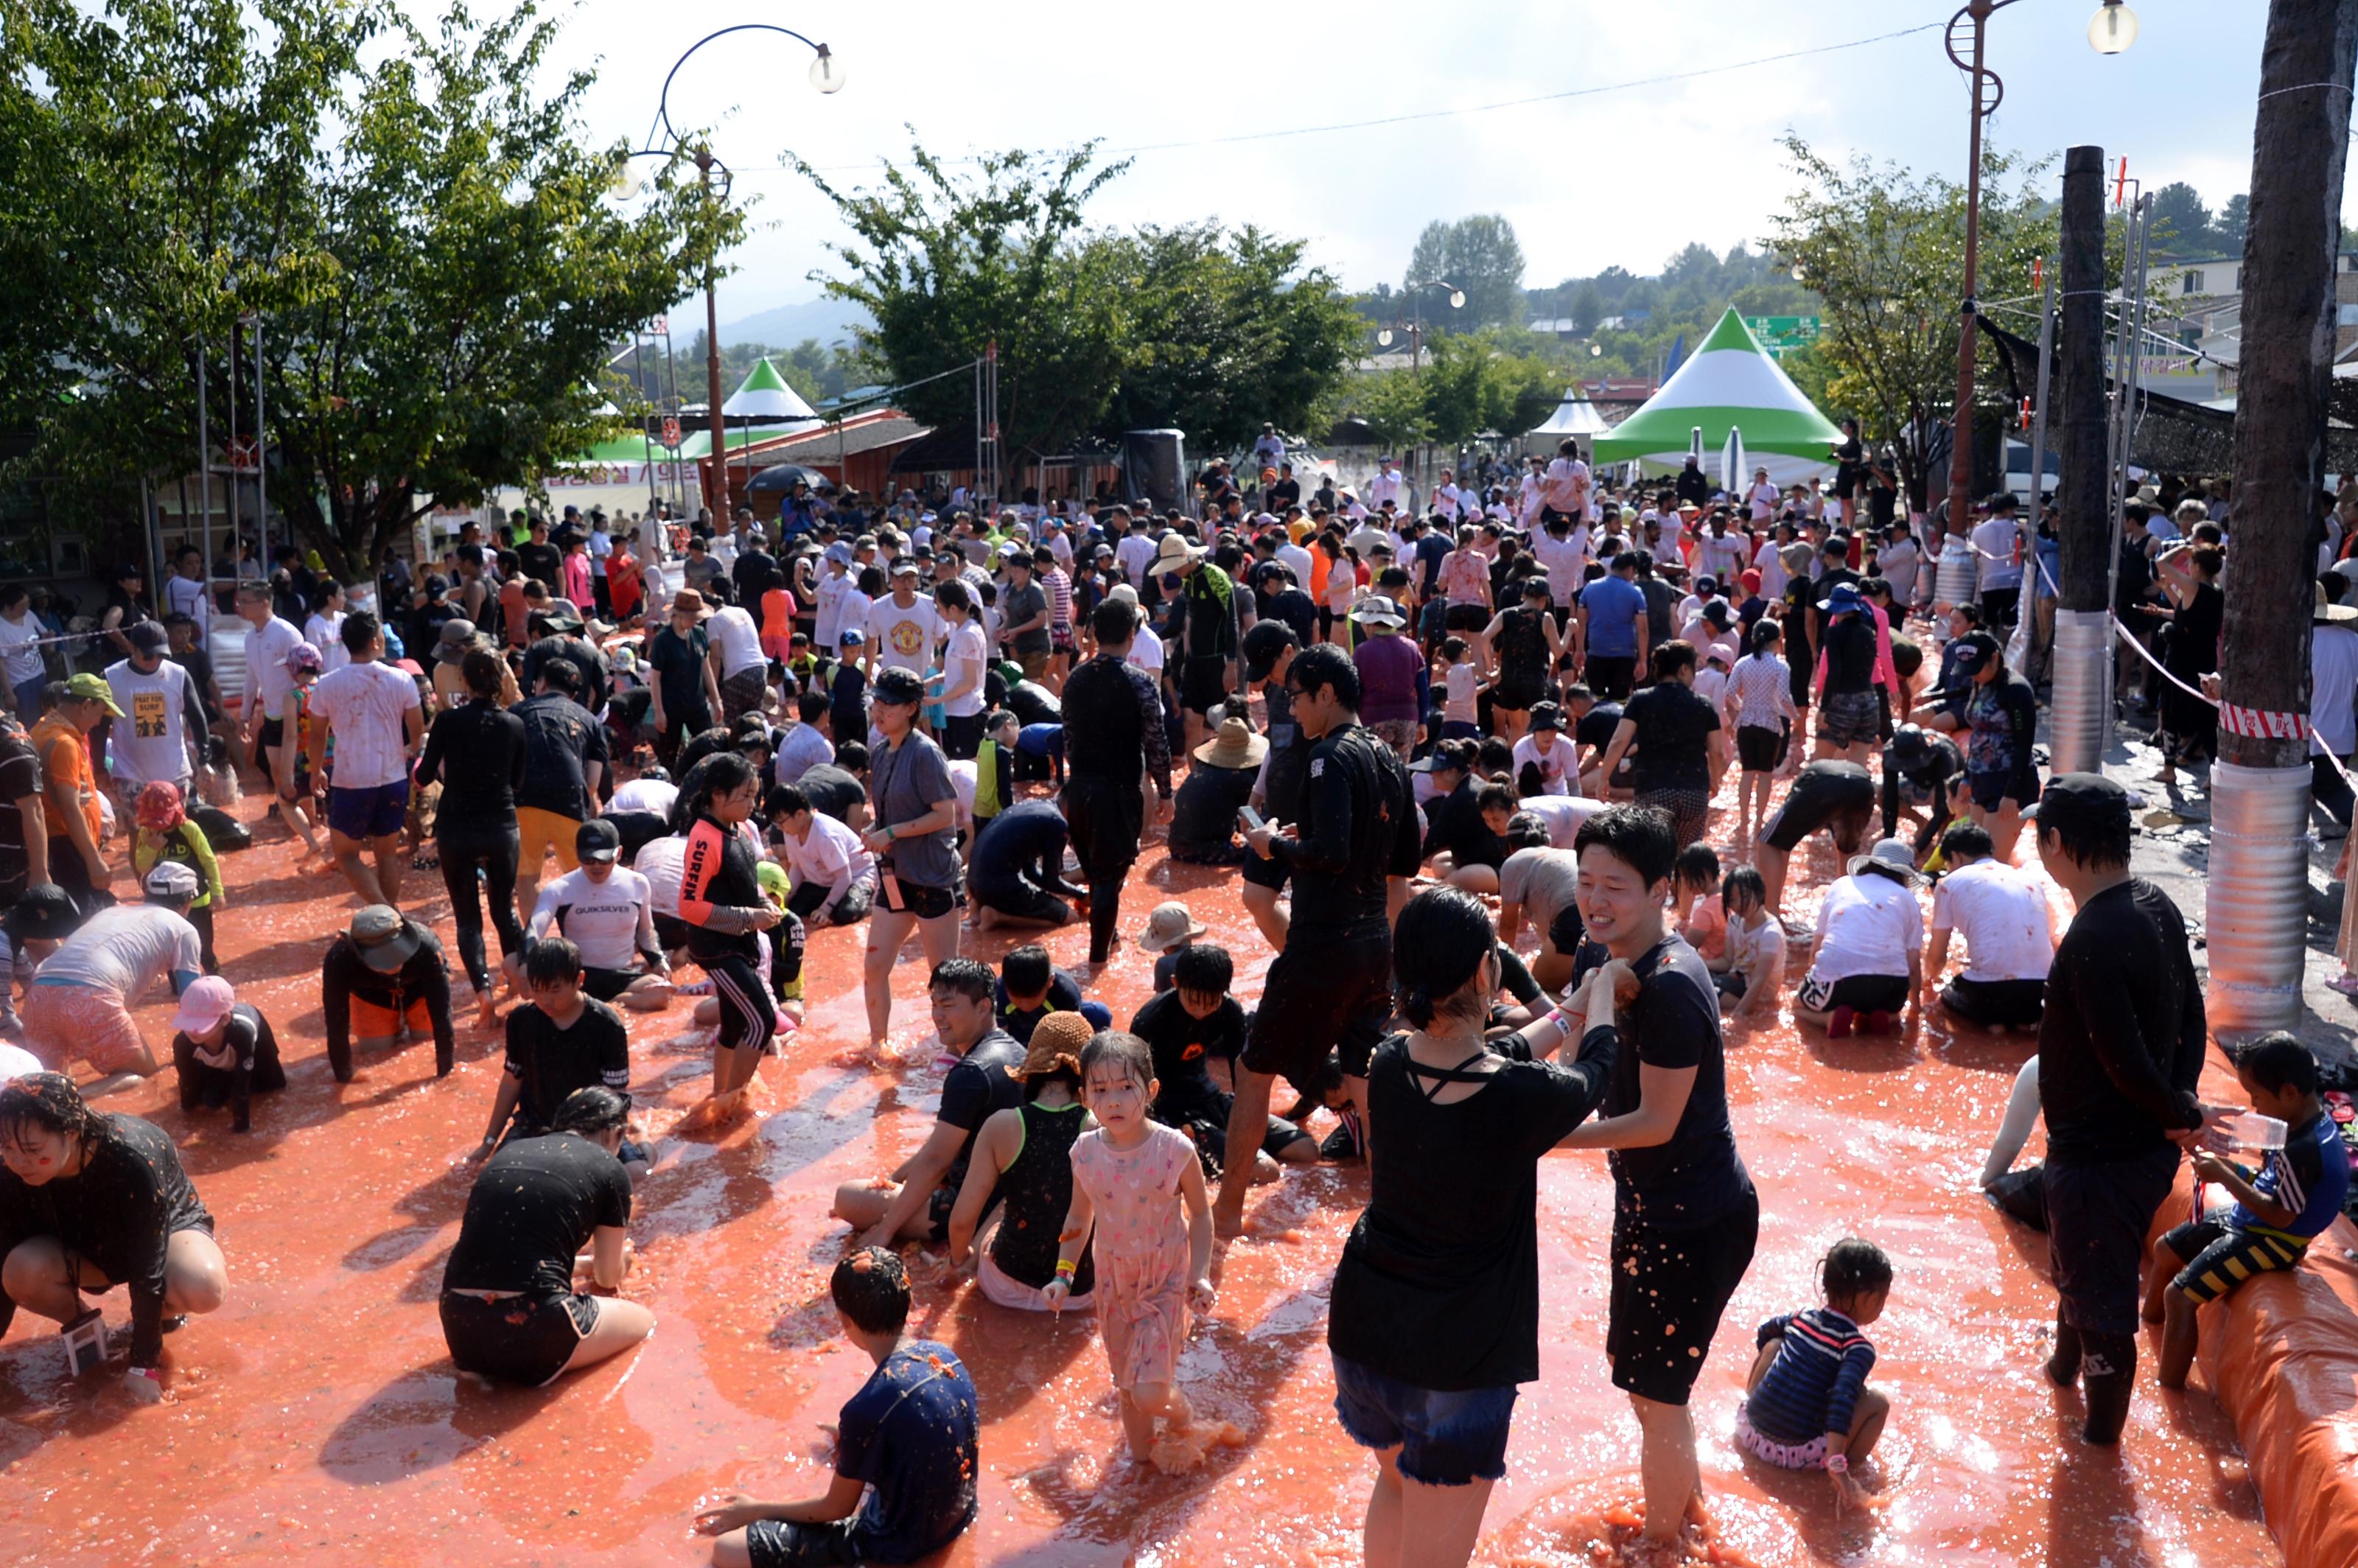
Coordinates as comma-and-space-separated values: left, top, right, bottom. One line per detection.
1943, 1, 2135, 528
1376, 279, 1466, 373
615, 24, 846, 520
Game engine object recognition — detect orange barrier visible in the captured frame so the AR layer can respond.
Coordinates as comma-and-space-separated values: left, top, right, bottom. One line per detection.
2177, 1053, 2358, 1568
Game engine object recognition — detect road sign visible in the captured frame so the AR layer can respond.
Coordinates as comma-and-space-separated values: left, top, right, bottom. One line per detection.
1743, 315, 1822, 357
660, 416, 682, 449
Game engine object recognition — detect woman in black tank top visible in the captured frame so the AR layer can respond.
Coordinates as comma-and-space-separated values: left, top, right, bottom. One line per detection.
946, 1017, 1098, 1310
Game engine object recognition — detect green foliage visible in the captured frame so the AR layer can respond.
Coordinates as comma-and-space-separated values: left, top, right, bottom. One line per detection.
1766, 135, 2056, 509
791, 137, 1360, 463
651, 335, 879, 410
1406, 215, 1528, 332
1352, 370, 1433, 453
1, 0, 716, 575
1419, 333, 1558, 449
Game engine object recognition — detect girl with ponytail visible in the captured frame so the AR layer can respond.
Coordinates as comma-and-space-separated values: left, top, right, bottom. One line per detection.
1327, 888, 1629, 1565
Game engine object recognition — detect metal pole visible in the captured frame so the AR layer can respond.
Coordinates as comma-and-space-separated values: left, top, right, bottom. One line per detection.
1946, 0, 1995, 530
663, 322, 682, 519
253, 314, 268, 570
195, 336, 213, 609
224, 323, 242, 576
141, 476, 158, 610
698, 146, 727, 524
2006, 265, 2056, 675
639, 332, 658, 519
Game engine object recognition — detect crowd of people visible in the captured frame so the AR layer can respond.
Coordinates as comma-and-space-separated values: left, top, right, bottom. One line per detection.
0, 444, 2348, 1568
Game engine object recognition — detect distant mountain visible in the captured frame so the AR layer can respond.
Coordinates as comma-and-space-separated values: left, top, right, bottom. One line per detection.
718, 297, 870, 350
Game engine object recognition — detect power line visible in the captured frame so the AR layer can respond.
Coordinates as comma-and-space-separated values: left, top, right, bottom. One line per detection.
746, 20, 1945, 176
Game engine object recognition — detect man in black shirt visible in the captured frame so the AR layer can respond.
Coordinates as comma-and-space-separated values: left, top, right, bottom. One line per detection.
969, 800, 1084, 932
1881, 724, 1966, 853
470, 936, 634, 1161
1228, 644, 1421, 1232
517, 516, 563, 592
2026, 774, 2205, 1445
1057, 598, 1172, 962
1756, 758, 1875, 914
833, 959, 1024, 1247
513, 661, 609, 928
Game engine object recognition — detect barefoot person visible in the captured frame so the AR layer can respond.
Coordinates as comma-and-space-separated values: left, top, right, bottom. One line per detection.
0, 1072, 228, 1404
1328, 889, 1620, 1568
694, 1249, 979, 1568
321, 903, 457, 1082
438, 1086, 654, 1387
1737, 1238, 1895, 1513
1558, 805, 1759, 1553
857, 667, 964, 1046
304, 612, 425, 906
1043, 1031, 1217, 1472
20, 863, 206, 1098
945, 1011, 1097, 1311
674, 753, 785, 1100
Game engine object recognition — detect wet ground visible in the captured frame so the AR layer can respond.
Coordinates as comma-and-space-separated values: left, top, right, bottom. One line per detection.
0, 779, 2284, 1567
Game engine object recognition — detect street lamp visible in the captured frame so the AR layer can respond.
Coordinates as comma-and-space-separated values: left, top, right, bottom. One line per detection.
1943, 0, 2134, 530
1377, 279, 1463, 373
617, 24, 845, 519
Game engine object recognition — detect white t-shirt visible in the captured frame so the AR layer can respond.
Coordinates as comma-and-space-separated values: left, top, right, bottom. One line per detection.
531, 865, 657, 972
35, 905, 201, 1002
1542, 456, 1590, 514
707, 604, 766, 679
1931, 858, 2054, 982
1115, 533, 1160, 588
1498, 847, 1583, 936
609, 777, 679, 817
307, 659, 422, 788
1443, 662, 1480, 723
1725, 909, 1787, 980
814, 570, 853, 651
634, 833, 686, 917
244, 615, 304, 721
1697, 531, 1749, 584
1811, 872, 1923, 982
866, 595, 941, 674
0, 612, 42, 689
1276, 541, 1315, 587
105, 659, 197, 785
1510, 732, 1577, 795
163, 575, 211, 641
1514, 794, 1603, 849
1128, 625, 1166, 675
772, 723, 834, 785
1746, 481, 1780, 521
941, 620, 988, 718
945, 757, 978, 831
1972, 517, 2025, 590
305, 611, 351, 675
779, 809, 874, 907
1530, 528, 1589, 601
832, 587, 872, 657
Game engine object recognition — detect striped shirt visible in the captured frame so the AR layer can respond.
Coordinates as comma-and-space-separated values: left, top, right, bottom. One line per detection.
1727, 651, 1797, 732
1745, 1306, 1876, 1444
1044, 566, 1074, 633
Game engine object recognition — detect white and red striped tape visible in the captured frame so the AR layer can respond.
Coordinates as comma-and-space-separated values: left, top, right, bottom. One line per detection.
2217, 702, 2310, 741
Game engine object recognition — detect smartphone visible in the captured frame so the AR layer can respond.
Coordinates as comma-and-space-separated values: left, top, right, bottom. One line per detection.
1238, 805, 1264, 833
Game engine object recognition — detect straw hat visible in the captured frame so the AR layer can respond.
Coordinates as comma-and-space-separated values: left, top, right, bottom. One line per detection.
669, 589, 706, 616
1010, 1011, 1095, 1080
1192, 715, 1269, 770
1150, 533, 1204, 575
2315, 581, 2358, 627
1136, 900, 1208, 953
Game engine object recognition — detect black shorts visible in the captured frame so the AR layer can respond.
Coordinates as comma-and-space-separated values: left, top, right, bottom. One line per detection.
1967, 768, 2040, 813
1493, 675, 1545, 713
1761, 774, 1872, 853
1444, 603, 1492, 634
256, 715, 287, 752
1939, 975, 2046, 1027
1180, 655, 1230, 715
970, 875, 1071, 926
653, 911, 693, 953
1797, 971, 1909, 1015
2163, 1214, 2309, 1305
2044, 1144, 2180, 1337
581, 965, 644, 1003
1243, 928, 1393, 1091
1239, 847, 1290, 892
1735, 723, 1788, 772
1607, 1187, 1760, 1406
1062, 777, 1144, 884
1586, 655, 1636, 701
1159, 1096, 1312, 1176
744, 1518, 861, 1568
439, 1289, 598, 1387
876, 875, 959, 920
1544, 900, 1586, 960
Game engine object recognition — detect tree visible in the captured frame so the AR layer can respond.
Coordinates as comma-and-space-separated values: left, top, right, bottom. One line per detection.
1766, 136, 2056, 510
792, 137, 1133, 466
1353, 370, 1432, 453
2151, 181, 2217, 253
1096, 224, 1362, 452
1405, 215, 1527, 332
1, 0, 714, 575
2217, 193, 2251, 253
1566, 281, 1604, 335
1421, 332, 1557, 451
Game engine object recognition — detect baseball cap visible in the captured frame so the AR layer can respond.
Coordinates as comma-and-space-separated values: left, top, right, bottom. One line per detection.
575, 818, 621, 863
890, 557, 921, 577
64, 673, 123, 715
170, 975, 237, 1037
1948, 631, 2003, 672
1242, 620, 1299, 683
2022, 771, 2136, 836
143, 861, 201, 902
126, 620, 169, 656
349, 904, 423, 972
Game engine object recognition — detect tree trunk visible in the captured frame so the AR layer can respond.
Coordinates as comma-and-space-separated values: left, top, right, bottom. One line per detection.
2054, 145, 2111, 612
2222, 0, 2358, 770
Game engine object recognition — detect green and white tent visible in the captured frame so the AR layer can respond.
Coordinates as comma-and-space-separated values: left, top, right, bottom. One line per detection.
720, 357, 820, 424
1591, 309, 1842, 486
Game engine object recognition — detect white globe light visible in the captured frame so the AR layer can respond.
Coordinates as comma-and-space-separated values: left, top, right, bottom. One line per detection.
2088, 1, 2138, 54
808, 45, 848, 93
1377, 328, 1395, 347
1591, 343, 1604, 357
1446, 288, 1466, 309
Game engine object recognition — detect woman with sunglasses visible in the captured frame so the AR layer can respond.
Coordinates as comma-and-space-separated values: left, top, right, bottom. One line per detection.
858, 666, 964, 1048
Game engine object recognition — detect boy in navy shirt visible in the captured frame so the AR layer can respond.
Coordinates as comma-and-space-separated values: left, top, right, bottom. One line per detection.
697, 1247, 979, 1566
2148, 1034, 2352, 1390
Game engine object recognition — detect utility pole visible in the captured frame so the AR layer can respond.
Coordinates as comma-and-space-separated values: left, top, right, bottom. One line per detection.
2210, 0, 2358, 1030
698, 144, 728, 522
2053, 147, 2110, 612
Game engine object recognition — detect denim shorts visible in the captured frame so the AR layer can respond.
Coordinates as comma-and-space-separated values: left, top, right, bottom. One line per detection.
1331, 1351, 1517, 1485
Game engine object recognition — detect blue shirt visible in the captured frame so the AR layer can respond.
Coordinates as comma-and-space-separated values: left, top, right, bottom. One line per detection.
2233, 1111, 2351, 1241
1017, 722, 1063, 757
1582, 574, 1647, 659
1744, 1306, 1876, 1444
836, 1340, 979, 1562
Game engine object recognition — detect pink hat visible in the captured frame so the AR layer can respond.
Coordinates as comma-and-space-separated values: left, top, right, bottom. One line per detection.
170, 975, 236, 1036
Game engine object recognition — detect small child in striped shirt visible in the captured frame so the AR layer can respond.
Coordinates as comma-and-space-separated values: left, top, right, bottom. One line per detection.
1737, 1237, 1893, 1511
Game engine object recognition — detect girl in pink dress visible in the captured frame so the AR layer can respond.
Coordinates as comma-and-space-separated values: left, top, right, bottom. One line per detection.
1043, 1031, 1217, 1468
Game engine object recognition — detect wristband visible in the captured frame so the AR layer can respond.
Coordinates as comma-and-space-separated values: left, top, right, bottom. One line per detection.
130, 1366, 161, 1382
1054, 1259, 1077, 1278
1824, 1452, 1848, 1474
884, 823, 898, 841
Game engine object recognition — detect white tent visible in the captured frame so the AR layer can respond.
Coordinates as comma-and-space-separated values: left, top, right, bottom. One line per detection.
1592, 309, 1842, 486
1527, 385, 1611, 452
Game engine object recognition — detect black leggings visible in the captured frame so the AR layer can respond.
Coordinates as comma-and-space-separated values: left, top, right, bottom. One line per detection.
438, 819, 524, 991
189, 901, 219, 975
706, 953, 778, 1056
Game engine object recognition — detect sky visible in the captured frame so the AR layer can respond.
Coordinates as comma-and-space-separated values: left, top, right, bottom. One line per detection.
486, 0, 2319, 323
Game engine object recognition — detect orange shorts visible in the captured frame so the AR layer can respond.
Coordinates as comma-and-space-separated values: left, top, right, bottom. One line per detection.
351, 995, 435, 1041
24, 984, 150, 1075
